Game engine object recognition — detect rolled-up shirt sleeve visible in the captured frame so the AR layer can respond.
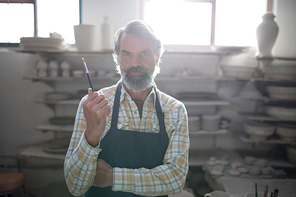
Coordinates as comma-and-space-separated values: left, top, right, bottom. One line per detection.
64, 97, 102, 196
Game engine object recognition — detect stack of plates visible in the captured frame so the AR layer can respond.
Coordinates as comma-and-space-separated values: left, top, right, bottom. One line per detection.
202, 114, 221, 131
266, 86, 296, 100
188, 116, 201, 131
221, 65, 257, 78
177, 92, 216, 101
263, 65, 296, 81
43, 138, 70, 154
276, 124, 296, 142
20, 37, 67, 50
44, 92, 73, 101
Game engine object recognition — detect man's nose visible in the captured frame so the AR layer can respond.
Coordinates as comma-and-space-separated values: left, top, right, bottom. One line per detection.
130, 54, 142, 67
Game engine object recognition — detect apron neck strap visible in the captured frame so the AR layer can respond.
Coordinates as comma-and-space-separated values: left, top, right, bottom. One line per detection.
110, 82, 166, 134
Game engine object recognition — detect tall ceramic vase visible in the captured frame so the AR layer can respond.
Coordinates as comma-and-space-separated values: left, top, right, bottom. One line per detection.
256, 12, 279, 59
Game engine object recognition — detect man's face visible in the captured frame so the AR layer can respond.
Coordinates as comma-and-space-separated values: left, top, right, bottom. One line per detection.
118, 33, 159, 92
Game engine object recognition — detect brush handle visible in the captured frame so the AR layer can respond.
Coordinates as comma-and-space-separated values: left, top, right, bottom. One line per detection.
86, 73, 94, 92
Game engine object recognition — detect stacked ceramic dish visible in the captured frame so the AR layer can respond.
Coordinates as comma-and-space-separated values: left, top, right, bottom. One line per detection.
20, 37, 67, 50
177, 92, 216, 101
243, 122, 275, 142
238, 82, 263, 98
44, 92, 73, 101
188, 116, 201, 131
43, 138, 70, 154
202, 114, 221, 131
262, 65, 296, 81
221, 65, 257, 78
276, 124, 296, 142
266, 85, 296, 100
265, 105, 296, 121
286, 145, 296, 165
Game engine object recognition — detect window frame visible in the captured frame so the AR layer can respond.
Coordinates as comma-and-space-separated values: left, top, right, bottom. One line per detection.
0, 0, 81, 47
140, 0, 272, 49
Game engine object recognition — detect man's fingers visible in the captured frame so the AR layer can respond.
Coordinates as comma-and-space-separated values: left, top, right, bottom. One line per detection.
88, 88, 93, 96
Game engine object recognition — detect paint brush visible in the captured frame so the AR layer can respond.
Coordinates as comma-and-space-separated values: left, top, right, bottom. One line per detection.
82, 57, 94, 92
264, 184, 268, 197
255, 183, 258, 197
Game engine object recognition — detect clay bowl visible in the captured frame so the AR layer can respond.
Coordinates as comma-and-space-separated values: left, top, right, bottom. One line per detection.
253, 158, 268, 168
244, 156, 256, 165
265, 105, 296, 121
266, 86, 296, 101
243, 122, 275, 142
248, 166, 261, 176
276, 124, 296, 142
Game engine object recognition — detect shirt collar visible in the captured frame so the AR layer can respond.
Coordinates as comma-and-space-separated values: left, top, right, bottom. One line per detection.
117, 80, 158, 107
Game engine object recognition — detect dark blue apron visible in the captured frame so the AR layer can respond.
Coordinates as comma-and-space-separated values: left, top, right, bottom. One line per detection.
85, 82, 169, 197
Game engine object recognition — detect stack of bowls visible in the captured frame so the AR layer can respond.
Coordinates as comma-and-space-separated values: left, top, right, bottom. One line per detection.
286, 146, 296, 165
262, 65, 296, 81
266, 86, 296, 101
221, 65, 257, 78
243, 122, 275, 142
202, 115, 221, 131
265, 105, 296, 121
276, 124, 296, 142
188, 116, 201, 131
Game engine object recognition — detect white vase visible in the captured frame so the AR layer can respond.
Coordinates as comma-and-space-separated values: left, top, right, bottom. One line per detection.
101, 16, 114, 51
256, 12, 279, 59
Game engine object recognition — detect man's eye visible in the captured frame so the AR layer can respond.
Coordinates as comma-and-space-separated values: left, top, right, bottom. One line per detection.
123, 52, 130, 56
142, 51, 150, 56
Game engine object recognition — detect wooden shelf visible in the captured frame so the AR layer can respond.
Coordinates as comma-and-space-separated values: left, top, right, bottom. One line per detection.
238, 112, 296, 122
35, 125, 73, 132
23, 75, 120, 82
236, 96, 296, 103
183, 100, 230, 106
236, 130, 296, 145
18, 146, 65, 160
190, 129, 227, 135
36, 99, 80, 105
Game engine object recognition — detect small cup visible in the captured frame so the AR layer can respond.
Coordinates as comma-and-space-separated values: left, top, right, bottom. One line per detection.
261, 166, 272, 175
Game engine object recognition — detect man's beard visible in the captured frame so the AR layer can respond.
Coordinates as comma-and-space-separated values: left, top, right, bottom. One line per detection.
121, 66, 154, 92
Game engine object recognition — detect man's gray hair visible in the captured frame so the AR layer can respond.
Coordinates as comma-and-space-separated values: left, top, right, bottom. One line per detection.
112, 20, 165, 67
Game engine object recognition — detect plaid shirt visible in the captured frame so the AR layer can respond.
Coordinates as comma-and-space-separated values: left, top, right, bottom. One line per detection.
64, 81, 189, 196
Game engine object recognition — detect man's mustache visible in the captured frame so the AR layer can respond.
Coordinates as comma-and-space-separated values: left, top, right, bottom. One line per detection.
121, 66, 152, 75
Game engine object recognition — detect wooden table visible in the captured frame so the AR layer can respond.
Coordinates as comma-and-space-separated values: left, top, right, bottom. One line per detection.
218, 177, 296, 197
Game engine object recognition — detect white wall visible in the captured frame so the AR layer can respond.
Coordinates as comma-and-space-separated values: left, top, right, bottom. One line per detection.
0, 0, 295, 158
273, 0, 296, 58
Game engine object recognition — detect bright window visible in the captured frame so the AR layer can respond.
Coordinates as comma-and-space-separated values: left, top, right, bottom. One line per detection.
0, 0, 79, 44
142, 0, 267, 47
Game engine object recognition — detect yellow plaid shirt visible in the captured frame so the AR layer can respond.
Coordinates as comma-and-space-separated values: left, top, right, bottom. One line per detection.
64, 81, 189, 196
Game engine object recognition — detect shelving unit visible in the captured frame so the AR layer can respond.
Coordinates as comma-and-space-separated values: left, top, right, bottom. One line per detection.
18, 48, 296, 166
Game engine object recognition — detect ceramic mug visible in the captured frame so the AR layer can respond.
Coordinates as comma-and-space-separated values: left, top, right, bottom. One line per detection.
204, 191, 230, 197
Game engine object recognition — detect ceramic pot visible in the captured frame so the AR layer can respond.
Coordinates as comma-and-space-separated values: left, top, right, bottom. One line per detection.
256, 12, 279, 58
74, 24, 96, 51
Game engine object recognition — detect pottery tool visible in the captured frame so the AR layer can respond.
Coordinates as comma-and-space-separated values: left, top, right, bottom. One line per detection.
82, 58, 94, 92
255, 183, 258, 197
264, 184, 268, 197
